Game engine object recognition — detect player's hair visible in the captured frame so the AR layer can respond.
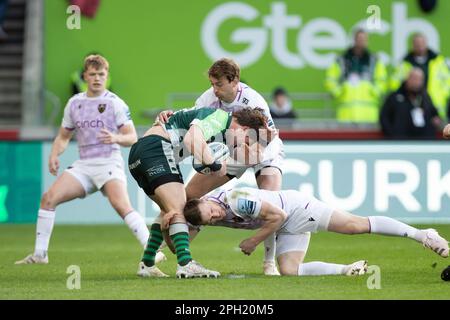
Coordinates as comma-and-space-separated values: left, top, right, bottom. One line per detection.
83, 54, 109, 72
232, 107, 268, 130
183, 199, 203, 226
208, 58, 240, 82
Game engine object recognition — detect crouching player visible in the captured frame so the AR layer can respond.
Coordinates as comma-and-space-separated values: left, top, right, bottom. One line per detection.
129, 107, 269, 278
184, 188, 449, 276
16, 55, 149, 265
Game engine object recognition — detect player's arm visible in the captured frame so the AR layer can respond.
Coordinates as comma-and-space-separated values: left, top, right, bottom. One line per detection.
239, 200, 287, 256
98, 123, 137, 147
48, 127, 74, 176
184, 124, 224, 176
443, 124, 450, 139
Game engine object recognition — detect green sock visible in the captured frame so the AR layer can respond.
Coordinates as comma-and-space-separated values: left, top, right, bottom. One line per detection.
170, 224, 192, 266
142, 223, 163, 267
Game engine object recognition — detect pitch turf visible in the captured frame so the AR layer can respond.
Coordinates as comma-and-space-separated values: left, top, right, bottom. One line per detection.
0, 224, 449, 299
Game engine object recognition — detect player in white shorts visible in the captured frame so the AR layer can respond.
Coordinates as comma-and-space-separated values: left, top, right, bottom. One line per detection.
183, 187, 449, 277
157, 58, 284, 275
15, 55, 150, 265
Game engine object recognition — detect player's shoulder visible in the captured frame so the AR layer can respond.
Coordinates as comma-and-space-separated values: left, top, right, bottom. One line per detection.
104, 91, 129, 109
65, 92, 85, 108
239, 82, 268, 106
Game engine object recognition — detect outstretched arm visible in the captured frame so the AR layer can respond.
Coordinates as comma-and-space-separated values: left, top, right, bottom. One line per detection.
239, 201, 287, 255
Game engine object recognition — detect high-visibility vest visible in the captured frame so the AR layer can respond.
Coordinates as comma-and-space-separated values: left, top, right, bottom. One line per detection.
325, 51, 387, 123
390, 51, 450, 119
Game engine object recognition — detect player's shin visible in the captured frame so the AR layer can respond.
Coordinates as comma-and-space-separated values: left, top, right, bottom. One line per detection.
142, 223, 164, 267
123, 210, 149, 248
368, 216, 425, 242
169, 223, 192, 266
34, 208, 56, 257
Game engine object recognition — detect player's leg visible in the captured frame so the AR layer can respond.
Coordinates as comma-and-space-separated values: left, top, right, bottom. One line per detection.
15, 172, 86, 264
185, 172, 232, 200
147, 182, 220, 278
102, 179, 149, 248
256, 166, 282, 275
327, 209, 449, 258
276, 233, 367, 276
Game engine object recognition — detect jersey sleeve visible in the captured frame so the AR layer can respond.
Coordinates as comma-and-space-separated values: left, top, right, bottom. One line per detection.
114, 98, 133, 128
190, 109, 229, 140
225, 188, 263, 219
61, 98, 75, 130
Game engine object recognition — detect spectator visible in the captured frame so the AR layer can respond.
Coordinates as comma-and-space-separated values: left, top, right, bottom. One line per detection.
71, 52, 112, 94
0, 0, 9, 41
325, 29, 387, 123
269, 87, 296, 119
390, 33, 450, 120
380, 68, 441, 140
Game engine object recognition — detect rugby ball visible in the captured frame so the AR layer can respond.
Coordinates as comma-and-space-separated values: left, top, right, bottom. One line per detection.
192, 142, 230, 174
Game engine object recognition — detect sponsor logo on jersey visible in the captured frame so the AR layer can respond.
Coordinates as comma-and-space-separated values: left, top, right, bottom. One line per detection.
98, 104, 107, 113
75, 119, 105, 129
242, 98, 249, 105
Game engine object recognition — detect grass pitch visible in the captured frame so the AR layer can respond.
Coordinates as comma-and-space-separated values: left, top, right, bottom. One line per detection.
0, 224, 449, 299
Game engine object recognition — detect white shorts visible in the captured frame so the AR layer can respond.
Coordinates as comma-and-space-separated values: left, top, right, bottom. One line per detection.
275, 232, 311, 257
278, 191, 333, 235
65, 154, 127, 197
226, 137, 285, 178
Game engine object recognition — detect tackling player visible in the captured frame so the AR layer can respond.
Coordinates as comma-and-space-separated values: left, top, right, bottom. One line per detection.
184, 187, 449, 276
16, 55, 149, 264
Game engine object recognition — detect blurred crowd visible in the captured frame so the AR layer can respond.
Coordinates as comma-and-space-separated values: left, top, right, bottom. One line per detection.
272, 30, 450, 140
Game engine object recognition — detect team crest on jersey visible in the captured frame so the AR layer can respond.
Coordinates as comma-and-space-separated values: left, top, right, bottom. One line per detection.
242, 98, 249, 105
98, 104, 107, 113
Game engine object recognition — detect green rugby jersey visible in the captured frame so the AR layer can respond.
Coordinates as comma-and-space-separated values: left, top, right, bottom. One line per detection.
163, 108, 232, 146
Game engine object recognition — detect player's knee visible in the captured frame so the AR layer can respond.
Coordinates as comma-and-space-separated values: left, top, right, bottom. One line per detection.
41, 191, 57, 208
278, 261, 298, 276
346, 218, 368, 234
165, 211, 185, 225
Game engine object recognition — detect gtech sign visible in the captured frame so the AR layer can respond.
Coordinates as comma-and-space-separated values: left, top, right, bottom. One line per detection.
201, 1, 441, 69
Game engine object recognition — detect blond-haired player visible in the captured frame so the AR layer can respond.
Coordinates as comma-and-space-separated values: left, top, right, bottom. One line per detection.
16, 55, 149, 264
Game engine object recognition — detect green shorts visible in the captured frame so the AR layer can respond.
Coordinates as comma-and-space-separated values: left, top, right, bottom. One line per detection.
128, 135, 184, 196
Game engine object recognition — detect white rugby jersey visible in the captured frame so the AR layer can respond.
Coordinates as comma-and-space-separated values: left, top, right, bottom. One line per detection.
194, 82, 283, 163
61, 90, 133, 160
194, 82, 275, 129
205, 187, 296, 230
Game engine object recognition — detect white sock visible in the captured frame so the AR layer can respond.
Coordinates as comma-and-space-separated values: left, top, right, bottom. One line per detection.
298, 261, 346, 276
34, 209, 55, 257
368, 216, 425, 242
124, 211, 149, 248
263, 233, 277, 263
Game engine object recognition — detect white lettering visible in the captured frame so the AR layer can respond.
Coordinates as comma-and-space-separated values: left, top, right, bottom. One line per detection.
374, 160, 421, 212
318, 160, 366, 211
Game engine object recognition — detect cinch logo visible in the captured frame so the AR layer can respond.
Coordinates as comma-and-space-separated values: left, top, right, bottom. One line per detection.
201, 2, 440, 69
75, 119, 105, 128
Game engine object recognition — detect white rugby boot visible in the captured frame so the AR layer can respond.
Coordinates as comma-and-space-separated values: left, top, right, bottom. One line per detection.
155, 250, 167, 264
343, 260, 368, 276
176, 260, 220, 279
15, 254, 48, 265
137, 261, 169, 278
421, 229, 449, 258
263, 261, 281, 276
